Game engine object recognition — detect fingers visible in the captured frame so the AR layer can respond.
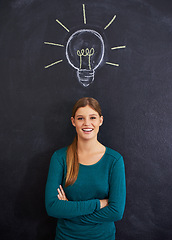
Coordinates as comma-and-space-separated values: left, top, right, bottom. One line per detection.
57, 185, 68, 201
60, 185, 66, 196
100, 199, 109, 209
57, 188, 63, 200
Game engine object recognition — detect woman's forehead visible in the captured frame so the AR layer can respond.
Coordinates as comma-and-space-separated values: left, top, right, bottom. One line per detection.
75, 106, 98, 115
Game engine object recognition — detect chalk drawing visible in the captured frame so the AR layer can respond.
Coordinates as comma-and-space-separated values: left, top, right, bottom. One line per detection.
111, 46, 126, 50
88, 48, 94, 70
83, 4, 86, 24
56, 19, 70, 32
45, 60, 63, 69
106, 62, 119, 67
66, 29, 104, 87
77, 48, 94, 70
44, 4, 126, 87
104, 15, 116, 30
77, 49, 84, 69
44, 42, 64, 47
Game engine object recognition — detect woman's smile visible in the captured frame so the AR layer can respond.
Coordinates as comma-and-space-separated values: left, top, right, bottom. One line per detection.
82, 128, 94, 133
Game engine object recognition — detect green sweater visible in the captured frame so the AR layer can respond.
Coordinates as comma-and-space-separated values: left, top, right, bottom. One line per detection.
45, 147, 126, 240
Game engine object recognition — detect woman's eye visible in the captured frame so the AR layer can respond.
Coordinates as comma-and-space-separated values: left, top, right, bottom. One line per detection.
90, 117, 96, 119
77, 117, 83, 120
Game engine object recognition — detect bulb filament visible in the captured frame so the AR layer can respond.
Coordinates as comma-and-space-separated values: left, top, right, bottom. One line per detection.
77, 48, 94, 70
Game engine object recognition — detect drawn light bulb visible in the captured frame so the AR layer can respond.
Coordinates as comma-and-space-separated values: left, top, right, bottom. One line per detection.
66, 29, 105, 87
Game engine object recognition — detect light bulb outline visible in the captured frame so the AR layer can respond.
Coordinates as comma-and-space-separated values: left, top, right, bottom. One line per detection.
66, 29, 105, 72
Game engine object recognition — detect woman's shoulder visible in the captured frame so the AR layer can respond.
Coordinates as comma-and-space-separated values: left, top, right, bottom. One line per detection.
105, 147, 125, 172
105, 146, 123, 161
51, 146, 68, 166
53, 146, 68, 156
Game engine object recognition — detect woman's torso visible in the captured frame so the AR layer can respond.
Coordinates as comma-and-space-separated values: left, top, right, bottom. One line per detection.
54, 146, 122, 240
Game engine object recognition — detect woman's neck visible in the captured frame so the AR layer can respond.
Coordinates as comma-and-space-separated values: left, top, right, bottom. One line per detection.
77, 137, 103, 154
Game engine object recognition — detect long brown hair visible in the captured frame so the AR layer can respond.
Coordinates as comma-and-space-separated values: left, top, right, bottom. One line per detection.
65, 97, 102, 187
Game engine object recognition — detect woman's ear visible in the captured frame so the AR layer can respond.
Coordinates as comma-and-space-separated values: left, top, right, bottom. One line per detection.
99, 116, 103, 126
71, 117, 76, 127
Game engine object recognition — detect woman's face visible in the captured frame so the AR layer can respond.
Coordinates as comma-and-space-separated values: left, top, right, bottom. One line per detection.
71, 105, 103, 141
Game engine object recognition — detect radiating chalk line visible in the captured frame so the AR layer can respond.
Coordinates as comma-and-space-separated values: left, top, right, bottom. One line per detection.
111, 45, 126, 50
104, 15, 116, 30
106, 62, 119, 67
45, 60, 63, 69
83, 4, 86, 24
44, 42, 64, 47
56, 19, 70, 32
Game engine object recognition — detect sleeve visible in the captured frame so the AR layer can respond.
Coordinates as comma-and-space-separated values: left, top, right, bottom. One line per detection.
45, 151, 100, 219
70, 156, 126, 224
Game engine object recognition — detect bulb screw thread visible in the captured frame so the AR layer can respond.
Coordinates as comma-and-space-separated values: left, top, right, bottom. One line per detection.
77, 69, 95, 87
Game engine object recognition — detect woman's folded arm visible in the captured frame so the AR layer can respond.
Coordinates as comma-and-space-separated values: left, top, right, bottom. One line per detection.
45, 152, 100, 219
70, 157, 126, 224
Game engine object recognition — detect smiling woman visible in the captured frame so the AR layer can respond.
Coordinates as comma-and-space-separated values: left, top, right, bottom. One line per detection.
45, 97, 126, 240
71, 105, 103, 141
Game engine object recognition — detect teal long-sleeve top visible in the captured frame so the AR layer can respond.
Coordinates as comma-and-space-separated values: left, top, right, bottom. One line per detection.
45, 147, 126, 240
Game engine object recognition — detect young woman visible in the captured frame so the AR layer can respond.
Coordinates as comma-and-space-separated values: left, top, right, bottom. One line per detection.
45, 97, 126, 240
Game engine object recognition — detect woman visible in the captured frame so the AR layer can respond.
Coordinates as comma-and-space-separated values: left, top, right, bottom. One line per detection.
45, 97, 126, 240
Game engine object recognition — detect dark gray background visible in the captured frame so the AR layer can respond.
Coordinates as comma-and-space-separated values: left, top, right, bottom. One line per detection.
0, 0, 172, 239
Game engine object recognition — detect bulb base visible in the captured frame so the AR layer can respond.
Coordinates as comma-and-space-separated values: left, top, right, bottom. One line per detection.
77, 70, 95, 87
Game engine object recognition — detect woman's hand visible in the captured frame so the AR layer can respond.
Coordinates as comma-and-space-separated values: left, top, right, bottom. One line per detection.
57, 185, 68, 201
100, 199, 108, 209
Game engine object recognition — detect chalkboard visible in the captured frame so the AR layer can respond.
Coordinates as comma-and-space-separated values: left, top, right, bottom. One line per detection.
0, 0, 172, 239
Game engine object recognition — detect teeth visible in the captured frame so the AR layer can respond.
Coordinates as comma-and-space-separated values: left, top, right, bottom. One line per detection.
82, 129, 93, 132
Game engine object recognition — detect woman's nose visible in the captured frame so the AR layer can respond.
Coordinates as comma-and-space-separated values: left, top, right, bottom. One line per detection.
83, 118, 90, 125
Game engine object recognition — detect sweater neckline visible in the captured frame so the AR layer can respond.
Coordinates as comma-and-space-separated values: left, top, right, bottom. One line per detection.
79, 147, 107, 167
